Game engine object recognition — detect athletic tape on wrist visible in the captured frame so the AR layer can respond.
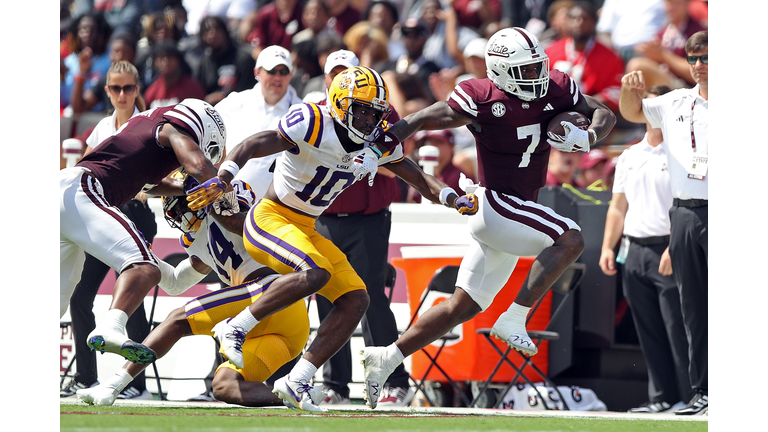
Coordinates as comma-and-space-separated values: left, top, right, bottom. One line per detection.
219, 160, 239, 178
439, 187, 457, 207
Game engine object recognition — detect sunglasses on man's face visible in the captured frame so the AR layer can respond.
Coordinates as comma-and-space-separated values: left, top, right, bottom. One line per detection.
108, 84, 137, 94
266, 68, 290, 76
686, 55, 708, 65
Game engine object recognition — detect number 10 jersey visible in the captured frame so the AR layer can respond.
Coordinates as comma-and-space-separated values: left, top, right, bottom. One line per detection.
274, 102, 404, 217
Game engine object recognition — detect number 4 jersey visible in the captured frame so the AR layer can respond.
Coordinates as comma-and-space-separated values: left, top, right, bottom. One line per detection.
180, 180, 266, 287
274, 103, 404, 217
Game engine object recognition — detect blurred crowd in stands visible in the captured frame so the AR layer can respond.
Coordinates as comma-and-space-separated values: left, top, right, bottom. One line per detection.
60, 0, 708, 193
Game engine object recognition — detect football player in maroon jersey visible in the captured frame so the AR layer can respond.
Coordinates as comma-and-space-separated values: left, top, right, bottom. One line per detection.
60, 98, 228, 365
360, 27, 616, 409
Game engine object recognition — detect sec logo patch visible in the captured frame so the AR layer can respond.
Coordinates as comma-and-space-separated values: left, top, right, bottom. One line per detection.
492, 102, 506, 117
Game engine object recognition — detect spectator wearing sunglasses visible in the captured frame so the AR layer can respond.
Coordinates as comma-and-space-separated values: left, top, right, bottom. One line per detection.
626, 0, 707, 90
70, 32, 140, 115
60, 60, 156, 402
144, 41, 207, 109
214, 45, 303, 201
619, 30, 708, 416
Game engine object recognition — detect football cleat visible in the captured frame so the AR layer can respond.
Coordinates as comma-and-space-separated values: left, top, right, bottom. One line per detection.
321, 388, 351, 405
117, 386, 153, 400
490, 311, 538, 356
87, 329, 157, 364
60, 380, 98, 398
360, 347, 398, 409
377, 386, 415, 407
212, 318, 246, 369
272, 375, 328, 412
77, 382, 121, 406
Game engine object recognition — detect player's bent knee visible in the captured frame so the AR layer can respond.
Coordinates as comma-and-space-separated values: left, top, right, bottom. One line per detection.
306, 268, 331, 290
334, 289, 370, 317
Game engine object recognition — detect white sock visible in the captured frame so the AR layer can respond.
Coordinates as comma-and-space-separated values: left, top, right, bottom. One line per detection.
229, 307, 259, 332
108, 368, 134, 393
103, 309, 128, 333
505, 302, 531, 326
387, 343, 405, 364
289, 358, 318, 383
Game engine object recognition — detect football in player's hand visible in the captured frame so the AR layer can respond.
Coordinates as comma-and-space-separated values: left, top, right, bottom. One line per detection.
547, 111, 591, 139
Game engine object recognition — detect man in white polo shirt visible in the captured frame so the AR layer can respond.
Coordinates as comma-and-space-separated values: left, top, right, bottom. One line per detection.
215, 45, 304, 199
600, 85, 692, 414
619, 30, 708, 416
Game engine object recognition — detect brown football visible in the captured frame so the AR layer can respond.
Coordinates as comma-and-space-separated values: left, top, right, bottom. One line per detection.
547, 111, 591, 138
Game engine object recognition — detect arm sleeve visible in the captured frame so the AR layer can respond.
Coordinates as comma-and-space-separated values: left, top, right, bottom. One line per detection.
157, 258, 208, 296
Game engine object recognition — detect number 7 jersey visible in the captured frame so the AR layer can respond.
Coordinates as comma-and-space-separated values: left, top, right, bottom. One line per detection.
274, 103, 404, 217
447, 70, 583, 202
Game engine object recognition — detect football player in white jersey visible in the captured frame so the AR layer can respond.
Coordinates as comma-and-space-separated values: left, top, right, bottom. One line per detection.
185, 66, 477, 411
78, 172, 319, 408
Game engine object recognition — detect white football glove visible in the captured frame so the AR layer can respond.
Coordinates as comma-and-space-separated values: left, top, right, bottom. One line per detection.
546, 121, 590, 153
351, 146, 379, 186
212, 190, 240, 216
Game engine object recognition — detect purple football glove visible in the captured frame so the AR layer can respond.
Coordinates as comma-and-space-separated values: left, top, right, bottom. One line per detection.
454, 193, 478, 215
186, 177, 228, 211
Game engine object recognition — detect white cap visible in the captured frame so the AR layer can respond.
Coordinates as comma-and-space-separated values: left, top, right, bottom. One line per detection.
463, 38, 488, 59
256, 45, 293, 72
324, 49, 359, 75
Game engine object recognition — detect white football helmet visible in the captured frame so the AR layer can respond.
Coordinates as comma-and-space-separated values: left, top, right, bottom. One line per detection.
166, 98, 227, 164
485, 27, 549, 101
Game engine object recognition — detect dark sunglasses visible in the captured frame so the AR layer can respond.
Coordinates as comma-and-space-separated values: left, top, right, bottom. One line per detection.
108, 84, 137, 94
266, 68, 290, 76
686, 55, 708, 65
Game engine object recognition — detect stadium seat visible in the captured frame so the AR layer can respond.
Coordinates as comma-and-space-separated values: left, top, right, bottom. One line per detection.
470, 263, 586, 409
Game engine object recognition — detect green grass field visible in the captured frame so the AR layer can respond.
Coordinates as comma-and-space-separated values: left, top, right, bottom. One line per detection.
60, 403, 708, 431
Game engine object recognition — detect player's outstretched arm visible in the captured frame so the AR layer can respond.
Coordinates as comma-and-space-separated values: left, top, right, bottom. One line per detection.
156, 255, 211, 296
387, 101, 472, 142
387, 157, 456, 206
217, 130, 294, 184
161, 124, 220, 184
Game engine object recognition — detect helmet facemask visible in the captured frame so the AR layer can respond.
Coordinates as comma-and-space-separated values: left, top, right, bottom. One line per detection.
161, 172, 206, 233
343, 100, 390, 144
488, 57, 549, 101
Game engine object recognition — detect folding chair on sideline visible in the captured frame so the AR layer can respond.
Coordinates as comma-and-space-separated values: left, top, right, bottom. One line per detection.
470, 263, 586, 409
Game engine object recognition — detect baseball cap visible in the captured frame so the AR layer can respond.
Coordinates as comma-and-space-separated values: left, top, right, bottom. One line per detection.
324, 49, 359, 75
463, 38, 488, 59
579, 149, 608, 170
256, 45, 293, 73
414, 130, 454, 146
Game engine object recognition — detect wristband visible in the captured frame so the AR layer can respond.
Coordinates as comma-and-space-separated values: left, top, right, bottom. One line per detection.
439, 187, 457, 207
74, 73, 86, 83
588, 129, 597, 145
219, 160, 239, 178
369, 145, 383, 159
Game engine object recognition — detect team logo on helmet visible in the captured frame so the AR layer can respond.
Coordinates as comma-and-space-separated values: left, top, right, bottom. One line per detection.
205, 107, 226, 141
